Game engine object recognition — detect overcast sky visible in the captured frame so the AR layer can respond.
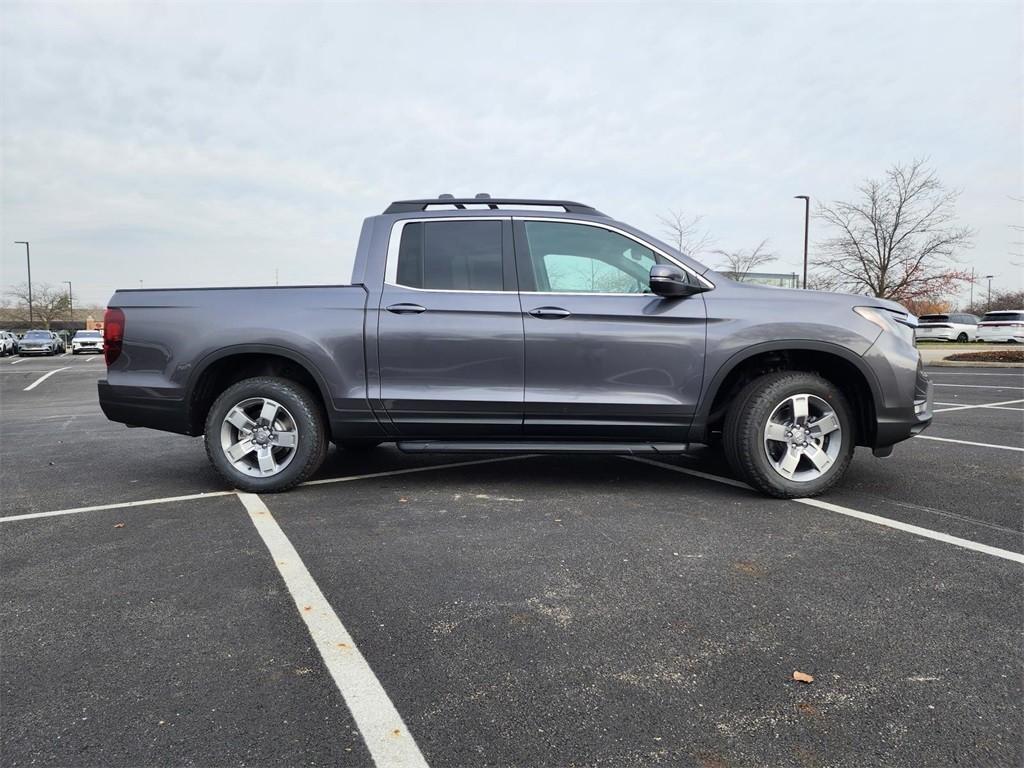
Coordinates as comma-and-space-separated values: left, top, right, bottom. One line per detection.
2, 0, 1021, 308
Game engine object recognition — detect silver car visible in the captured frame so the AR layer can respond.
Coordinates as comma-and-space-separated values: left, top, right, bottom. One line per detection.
18, 330, 60, 356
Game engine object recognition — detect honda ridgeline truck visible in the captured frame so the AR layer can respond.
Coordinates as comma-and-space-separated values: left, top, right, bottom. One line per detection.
98, 195, 933, 497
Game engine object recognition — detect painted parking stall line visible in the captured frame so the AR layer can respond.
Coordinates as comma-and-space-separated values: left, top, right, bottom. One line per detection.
237, 492, 430, 768
9, 358, 27, 365
933, 399, 1024, 413
914, 434, 1024, 452
0, 455, 535, 524
0, 491, 236, 523
933, 383, 1024, 391
795, 497, 1024, 564
928, 372, 1024, 377
23, 367, 70, 391
627, 457, 1024, 564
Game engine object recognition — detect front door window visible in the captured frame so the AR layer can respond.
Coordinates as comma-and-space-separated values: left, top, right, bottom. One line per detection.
524, 221, 660, 294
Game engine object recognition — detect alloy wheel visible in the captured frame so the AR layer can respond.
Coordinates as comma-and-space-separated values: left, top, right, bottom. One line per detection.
763, 393, 842, 482
219, 397, 299, 477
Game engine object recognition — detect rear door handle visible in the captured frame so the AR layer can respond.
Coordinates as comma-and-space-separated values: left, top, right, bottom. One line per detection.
385, 303, 427, 315
528, 307, 571, 319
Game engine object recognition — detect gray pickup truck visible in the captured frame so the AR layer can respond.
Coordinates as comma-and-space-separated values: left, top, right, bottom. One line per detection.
98, 195, 933, 497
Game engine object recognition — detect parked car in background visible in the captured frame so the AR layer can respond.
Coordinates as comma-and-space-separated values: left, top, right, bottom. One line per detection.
98, 195, 933, 499
977, 310, 1024, 343
18, 330, 61, 356
914, 313, 979, 343
71, 330, 104, 355
0, 331, 18, 356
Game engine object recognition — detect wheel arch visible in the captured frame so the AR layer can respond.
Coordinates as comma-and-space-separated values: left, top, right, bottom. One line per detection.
691, 340, 883, 447
186, 344, 333, 435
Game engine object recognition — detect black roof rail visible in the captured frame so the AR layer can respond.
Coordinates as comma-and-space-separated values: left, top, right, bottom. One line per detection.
384, 196, 605, 216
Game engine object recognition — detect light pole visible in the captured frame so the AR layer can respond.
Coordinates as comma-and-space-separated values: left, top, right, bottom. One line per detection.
794, 196, 810, 289
985, 274, 994, 307
14, 241, 32, 324
64, 281, 73, 324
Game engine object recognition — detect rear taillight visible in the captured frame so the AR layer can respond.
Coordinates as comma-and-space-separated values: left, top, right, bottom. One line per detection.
104, 307, 125, 366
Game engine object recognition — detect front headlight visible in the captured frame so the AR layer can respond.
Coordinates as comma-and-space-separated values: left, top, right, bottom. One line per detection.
853, 306, 916, 346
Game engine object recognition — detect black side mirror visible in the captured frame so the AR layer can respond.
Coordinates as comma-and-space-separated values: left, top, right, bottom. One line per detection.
649, 264, 705, 297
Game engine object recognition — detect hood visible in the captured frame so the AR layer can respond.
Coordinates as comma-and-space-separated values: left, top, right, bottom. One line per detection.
712, 276, 912, 317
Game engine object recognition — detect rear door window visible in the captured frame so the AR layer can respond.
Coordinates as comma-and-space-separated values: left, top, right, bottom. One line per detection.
396, 221, 504, 291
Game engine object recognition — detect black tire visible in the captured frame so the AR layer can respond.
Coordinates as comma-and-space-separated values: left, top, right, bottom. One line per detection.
204, 376, 328, 493
956, 332, 968, 343
723, 371, 855, 498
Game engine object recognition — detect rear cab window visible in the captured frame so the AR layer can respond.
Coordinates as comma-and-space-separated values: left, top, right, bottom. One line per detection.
394, 220, 504, 291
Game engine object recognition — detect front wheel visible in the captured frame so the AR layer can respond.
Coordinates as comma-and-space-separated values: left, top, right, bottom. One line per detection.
723, 372, 855, 498
204, 376, 328, 493
957, 332, 968, 343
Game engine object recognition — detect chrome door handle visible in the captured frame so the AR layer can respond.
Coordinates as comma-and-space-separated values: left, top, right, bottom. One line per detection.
386, 303, 427, 315
528, 307, 571, 319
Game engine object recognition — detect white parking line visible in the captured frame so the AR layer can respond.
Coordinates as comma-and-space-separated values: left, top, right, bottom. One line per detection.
927, 372, 1024, 377
914, 434, 1024, 452
933, 383, 1024, 390
0, 455, 535, 524
237, 492, 430, 768
796, 497, 1024, 564
302, 454, 535, 487
9, 358, 29, 364
934, 399, 1024, 413
627, 457, 1024, 564
23, 367, 70, 391
0, 491, 237, 523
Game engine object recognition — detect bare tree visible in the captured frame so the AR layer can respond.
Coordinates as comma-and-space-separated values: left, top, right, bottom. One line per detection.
968, 288, 1024, 315
4, 283, 75, 327
814, 159, 973, 303
714, 239, 777, 281
657, 209, 714, 258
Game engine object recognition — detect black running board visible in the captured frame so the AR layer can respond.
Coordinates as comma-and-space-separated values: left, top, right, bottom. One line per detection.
396, 440, 690, 455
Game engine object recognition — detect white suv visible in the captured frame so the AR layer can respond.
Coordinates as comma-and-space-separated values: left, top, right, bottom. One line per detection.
71, 329, 104, 355
977, 310, 1024, 343
915, 313, 979, 343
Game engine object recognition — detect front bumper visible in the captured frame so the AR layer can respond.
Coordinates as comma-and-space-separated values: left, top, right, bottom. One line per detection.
873, 362, 933, 450
19, 348, 52, 355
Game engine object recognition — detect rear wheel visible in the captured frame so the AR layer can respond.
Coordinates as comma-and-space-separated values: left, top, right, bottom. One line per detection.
723, 371, 854, 498
204, 376, 327, 493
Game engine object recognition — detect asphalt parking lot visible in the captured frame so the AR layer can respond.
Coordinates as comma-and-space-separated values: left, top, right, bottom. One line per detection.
2, 354, 1022, 768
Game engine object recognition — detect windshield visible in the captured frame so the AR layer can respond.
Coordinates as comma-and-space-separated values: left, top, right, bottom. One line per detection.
24, 331, 51, 339
74, 331, 102, 339
919, 315, 949, 323
982, 312, 1024, 322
